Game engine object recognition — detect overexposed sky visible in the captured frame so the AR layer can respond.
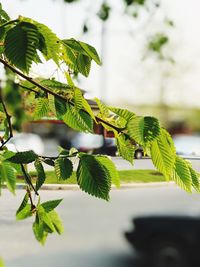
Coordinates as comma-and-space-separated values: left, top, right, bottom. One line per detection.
1, 0, 200, 108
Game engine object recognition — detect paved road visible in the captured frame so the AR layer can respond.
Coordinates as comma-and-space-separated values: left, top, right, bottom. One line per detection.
1, 186, 200, 267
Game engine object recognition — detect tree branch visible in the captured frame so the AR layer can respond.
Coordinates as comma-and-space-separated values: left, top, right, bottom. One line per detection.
0, 57, 125, 134
20, 164, 39, 196
0, 83, 13, 149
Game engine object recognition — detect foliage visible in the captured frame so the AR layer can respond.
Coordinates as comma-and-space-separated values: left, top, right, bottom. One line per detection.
0, 5, 199, 250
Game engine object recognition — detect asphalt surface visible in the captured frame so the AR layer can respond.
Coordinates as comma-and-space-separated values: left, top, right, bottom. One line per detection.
1, 185, 200, 267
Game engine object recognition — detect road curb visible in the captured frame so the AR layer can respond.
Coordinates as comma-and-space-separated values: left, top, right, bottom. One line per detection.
13, 181, 176, 191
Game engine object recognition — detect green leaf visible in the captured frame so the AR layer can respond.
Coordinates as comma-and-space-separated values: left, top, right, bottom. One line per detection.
172, 156, 192, 193
94, 98, 109, 117
33, 215, 48, 245
95, 155, 120, 188
8, 150, 38, 164
77, 154, 111, 200
79, 41, 101, 65
82, 98, 96, 121
188, 165, 200, 192
16, 203, 32, 220
0, 162, 16, 194
37, 206, 55, 233
16, 193, 29, 216
54, 97, 67, 119
77, 54, 91, 77
41, 199, 62, 213
55, 158, 73, 180
127, 116, 160, 145
35, 159, 46, 191
109, 106, 135, 121
5, 22, 39, 73
62, 104, 93, 132
40, 79, 70, 90
48, 210, 64, 235
150, 128, 176, 180
34, 97, 49, 119
33, 20, 62, 65
116, 134, 134, 164
43, 158, 55, 167
0, 257, 5, 267
74, 87, 83, 110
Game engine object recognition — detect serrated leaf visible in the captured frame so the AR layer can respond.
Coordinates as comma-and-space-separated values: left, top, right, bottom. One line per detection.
8, 150, 38, 164
77, 54, 91, 77
41, 199, 62, 213
16, 193, 29, 216
109, 106, 135, 121
172, 156, 192, 193
150, 128, 176, 180
116, 134, 134, 164
77, 154, 111, 200
37, 206, 55, 233
62, 104, 93, 132
55, 158, 73, 180
16, 203, 32, 220
82, 98, 96, 121
54, 97, 67, 119
0, 162, 16, 194
5, 22, 39, 73
41, 79, 70, 90
79, 41, 101, 65
95, 98, 109, 117
35, 159, 46, 191
33, 216, 48, 245
34, 97, 49, 119
49, 210, 64, 235
188, 165, 200, 192
74, 88, 83, 110
95, 155, 120, 188
127, 116, 160, 145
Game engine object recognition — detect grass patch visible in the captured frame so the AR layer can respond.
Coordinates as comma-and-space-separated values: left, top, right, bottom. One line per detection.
17, 169, 165, 184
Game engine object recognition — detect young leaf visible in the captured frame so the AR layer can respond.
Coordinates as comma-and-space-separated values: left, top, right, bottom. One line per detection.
5, 22, 39, 73
79, 41, 101, 65
35, 159, 46, 191
8, 150, 38, 164
37, 206, 55, 233
55, 158, 73, 180
188, 165, 200, 192
77, 154, 111, 200
33, 215, 48, 245
127, 116, 160, 145
48, 210, 64, 235
109, 106, 135, 121
16, 203, 32, 220
74, 88, 83, 110
54, 97, 67, 119
172, 156, 192, 193
150, 128, 176, 180
62, 104, 93, 132
0, 162, 16, 194
34, 97, 49, 119
41, 199, 62, 213
95, 155, 120, 188
16, 193, 29, 216
116, 134, 134, 164
94, 98, 109, 117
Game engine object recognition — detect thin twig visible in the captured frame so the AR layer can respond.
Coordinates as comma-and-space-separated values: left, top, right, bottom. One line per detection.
26, 186, 36, 210
0, 83, 13, 149
20, 164, 39, 196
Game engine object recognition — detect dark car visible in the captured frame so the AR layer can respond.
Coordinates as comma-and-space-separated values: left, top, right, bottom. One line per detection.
125, 215, 200, 267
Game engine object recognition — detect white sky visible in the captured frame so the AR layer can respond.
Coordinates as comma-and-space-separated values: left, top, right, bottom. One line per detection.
1, 0, 200, 108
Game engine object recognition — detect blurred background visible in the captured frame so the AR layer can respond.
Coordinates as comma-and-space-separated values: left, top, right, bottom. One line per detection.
1, 0, 200, 157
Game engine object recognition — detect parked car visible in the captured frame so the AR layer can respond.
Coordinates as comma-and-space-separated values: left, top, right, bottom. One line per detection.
173, 134, 200, 157
125, 215, 200, 267
6, 133, 44, 155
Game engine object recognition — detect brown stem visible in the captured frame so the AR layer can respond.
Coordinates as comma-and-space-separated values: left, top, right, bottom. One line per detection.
0, 83, 13, 149
0, 57, 125, 133
20, 164, 38, 196
26, 186, 36, 210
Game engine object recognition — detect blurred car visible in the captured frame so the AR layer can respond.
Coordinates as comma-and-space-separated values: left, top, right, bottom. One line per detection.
6, 133, 44, 155
125, 215, 200, 267
173, 134, 200, 157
